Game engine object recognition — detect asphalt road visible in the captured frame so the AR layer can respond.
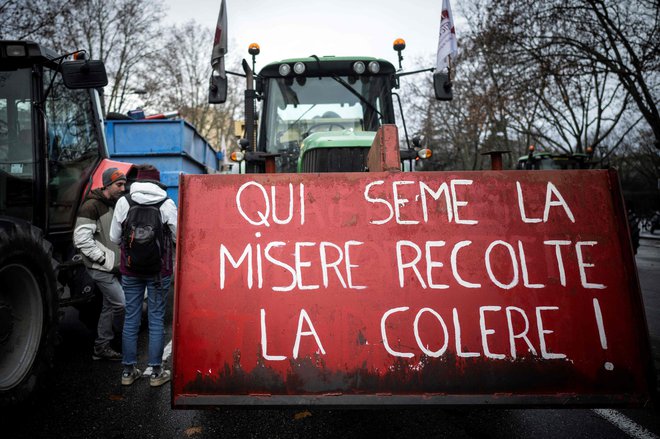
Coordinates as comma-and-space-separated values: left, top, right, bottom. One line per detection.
1, 237, 659, 439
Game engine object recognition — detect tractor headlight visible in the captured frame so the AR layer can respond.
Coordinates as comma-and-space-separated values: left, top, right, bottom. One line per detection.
6, 44, 27, 57
352, 61, 366, 75
293, 62, 306, 75
368, 61, 380, 74
279, 64, 291, 76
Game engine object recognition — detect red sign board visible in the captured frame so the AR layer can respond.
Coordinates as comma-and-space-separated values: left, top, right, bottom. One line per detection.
172, 170, 653, 406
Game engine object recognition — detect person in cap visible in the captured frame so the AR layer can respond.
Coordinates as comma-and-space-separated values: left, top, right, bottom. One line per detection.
73, 167, 127, 361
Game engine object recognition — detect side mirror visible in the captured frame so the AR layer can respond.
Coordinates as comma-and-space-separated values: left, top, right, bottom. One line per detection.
433, 71, 453, 101
209, 74, 228, 104
61, 60, 108, 89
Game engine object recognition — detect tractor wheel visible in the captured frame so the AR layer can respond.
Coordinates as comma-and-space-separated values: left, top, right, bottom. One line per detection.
0, 219, 58, 406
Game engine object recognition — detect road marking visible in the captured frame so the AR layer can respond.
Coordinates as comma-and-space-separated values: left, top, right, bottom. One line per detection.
143, 340, 173, 376
593, 409, 659, 439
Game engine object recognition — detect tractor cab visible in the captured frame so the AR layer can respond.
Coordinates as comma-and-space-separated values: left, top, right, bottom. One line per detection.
0, 40, 108, 237
256, 57, 396, 173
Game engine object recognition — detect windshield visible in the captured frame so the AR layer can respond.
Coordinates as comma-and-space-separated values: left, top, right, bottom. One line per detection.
0, 68, 35, 222
262, 75, 392, 172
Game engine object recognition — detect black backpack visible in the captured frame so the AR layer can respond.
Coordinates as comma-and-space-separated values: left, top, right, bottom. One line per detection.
122, 195, 167, 275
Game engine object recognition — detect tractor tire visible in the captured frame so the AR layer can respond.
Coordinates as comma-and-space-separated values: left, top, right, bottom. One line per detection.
0, 218, 58, 406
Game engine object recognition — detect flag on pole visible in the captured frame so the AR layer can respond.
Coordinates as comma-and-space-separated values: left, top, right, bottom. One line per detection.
436, 0, 457, 72
211, 0, 228, 74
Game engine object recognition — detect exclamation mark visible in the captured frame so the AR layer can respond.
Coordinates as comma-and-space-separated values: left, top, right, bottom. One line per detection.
593, 298, 613, 371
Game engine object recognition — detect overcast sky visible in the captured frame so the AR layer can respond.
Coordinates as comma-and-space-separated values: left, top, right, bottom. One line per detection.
162, 0, 465, 70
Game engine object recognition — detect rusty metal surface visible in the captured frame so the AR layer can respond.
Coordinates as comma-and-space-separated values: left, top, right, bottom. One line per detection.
172, 170, 653, 407
367, 124, 400, 172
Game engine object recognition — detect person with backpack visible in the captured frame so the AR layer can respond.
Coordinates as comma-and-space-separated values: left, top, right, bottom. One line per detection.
74, 167, 127, 361
109, 178, 177, 387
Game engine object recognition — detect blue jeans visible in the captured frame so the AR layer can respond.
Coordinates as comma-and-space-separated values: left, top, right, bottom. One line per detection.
121, 275, 171, 367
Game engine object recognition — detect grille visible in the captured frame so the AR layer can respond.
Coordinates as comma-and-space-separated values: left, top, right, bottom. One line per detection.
301, 148, 368, 173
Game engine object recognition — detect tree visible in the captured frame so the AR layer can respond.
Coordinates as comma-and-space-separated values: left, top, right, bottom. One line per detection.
610, 128, 660, 214
404, 0, 656, 173
404, 61, 499, 171
60, 0, 165, 113
146, 21, 243, 152
483, 0, 660, 149
1, 0, 165, 115
0, 0, 74, 40
509, 56, 638, 155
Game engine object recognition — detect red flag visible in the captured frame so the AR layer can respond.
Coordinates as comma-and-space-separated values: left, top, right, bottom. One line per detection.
436, 0, 457, 71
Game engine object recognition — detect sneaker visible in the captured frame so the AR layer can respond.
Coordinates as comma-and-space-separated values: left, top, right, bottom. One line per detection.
92, 346, 122, 361
121, 366, 142, 386
150, 369, 171, 387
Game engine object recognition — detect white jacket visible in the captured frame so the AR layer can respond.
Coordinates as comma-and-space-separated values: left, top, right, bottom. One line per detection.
109, 181, 178, 245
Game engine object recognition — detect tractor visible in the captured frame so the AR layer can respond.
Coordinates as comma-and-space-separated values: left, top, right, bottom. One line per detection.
210, 42, 451, 174
0, 40, 132, 404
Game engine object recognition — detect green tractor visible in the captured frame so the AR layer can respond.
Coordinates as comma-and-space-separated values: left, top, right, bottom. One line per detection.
211, 43, 451, 174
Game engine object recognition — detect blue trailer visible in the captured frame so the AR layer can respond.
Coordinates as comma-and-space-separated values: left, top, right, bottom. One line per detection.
105, 119, 223, 204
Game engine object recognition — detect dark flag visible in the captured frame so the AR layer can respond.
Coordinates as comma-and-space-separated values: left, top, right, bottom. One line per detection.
211, 0, 228, 75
